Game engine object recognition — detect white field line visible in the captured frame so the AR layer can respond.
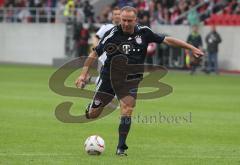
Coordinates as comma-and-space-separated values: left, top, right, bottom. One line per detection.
0, 153, 239, 159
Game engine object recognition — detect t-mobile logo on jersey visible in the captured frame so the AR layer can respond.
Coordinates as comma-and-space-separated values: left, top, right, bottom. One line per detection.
122, 44, 131, 54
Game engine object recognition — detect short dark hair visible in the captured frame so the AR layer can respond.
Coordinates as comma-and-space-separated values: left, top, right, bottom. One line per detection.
112, 6, 120, 11
120, 6, 137, 16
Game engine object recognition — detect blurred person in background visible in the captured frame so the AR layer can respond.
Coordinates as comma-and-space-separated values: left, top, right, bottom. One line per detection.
187, 0, 200, 26
234, 1, 240, 14
138, 5, 150, 26
29, 0, 39, 22
4, 0, 15, 22
74, 22, 89, 57
64, 0, 75, 20
186, 25, 203, 75
83, 0, 94, 23
205, 25, 222, 74
55, 0, 66, 23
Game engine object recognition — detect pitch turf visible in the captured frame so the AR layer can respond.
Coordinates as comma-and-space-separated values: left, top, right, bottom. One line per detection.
0, 64, 240, 165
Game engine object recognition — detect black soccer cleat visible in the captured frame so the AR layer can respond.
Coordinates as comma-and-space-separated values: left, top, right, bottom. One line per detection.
116, 144, 128, 156
116, 148, 127, 156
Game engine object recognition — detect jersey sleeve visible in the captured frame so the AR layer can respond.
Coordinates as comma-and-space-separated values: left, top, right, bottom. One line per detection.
145, 27, 165, 44
96, 24, 114, 39
96, 25, 106, 39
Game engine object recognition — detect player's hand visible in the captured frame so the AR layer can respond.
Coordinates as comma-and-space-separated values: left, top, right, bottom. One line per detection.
75, 73, 89, 89
192, 47, 204, 58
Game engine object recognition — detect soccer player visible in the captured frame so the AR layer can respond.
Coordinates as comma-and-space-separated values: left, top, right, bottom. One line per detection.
75, 6, 204, 156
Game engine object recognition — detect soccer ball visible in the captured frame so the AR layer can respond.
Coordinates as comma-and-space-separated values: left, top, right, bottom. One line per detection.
84, 135, 105, 155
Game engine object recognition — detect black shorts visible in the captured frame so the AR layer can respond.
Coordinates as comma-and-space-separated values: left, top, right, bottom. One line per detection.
90, 77, 139, 108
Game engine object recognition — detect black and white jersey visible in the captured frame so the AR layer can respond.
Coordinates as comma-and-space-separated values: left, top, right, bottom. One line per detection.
96, 23, 115, 39
96, 23, 115, 65
95, 24, 165, 80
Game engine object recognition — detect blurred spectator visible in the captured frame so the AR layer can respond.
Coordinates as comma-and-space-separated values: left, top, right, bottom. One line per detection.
46, 0, 57, 23
186, 25, 203, 75
55, 0, 66, 23
64, 0, 75, 18
226, 0, 238, 14
162, 7, 170, 24
15, 0, 31, 22
73, 22, 89, 57
4, 0, 15, 22
155, 2, 164, 24
29, 0, 42, 22
0, 0, 237, 24
235, 3, 240, 14
174, 0, 188, 24
138, 5, 150, 26
17, 7, 31, 22
148, 0, 155, 18
74, 5, 84, 23
39, 7, 47, 22
83, 1, 94, 23
205, 25, 221, 74
170, 5, 180, 24
187, 0, 200, 26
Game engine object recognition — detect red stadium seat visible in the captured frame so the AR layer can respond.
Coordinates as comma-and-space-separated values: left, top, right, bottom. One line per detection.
230, 15, 238, 25
223, 14, 232, 25
237, 15, 240, 25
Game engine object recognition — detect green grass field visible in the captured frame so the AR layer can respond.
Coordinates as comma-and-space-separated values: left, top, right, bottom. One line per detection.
0, 64, 240, 165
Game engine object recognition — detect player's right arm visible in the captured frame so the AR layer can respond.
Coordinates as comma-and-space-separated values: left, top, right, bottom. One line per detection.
75, 27, 114, 88
75, 51, 98, 88
75, 25, 105, 88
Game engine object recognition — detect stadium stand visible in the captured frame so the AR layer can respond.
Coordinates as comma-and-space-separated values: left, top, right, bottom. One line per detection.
0, 0, 239, 25
0, 0, 239, 70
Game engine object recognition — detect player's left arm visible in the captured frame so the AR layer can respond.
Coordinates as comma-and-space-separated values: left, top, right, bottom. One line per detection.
145, 27, 204, 58
163, 37, 204, 58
